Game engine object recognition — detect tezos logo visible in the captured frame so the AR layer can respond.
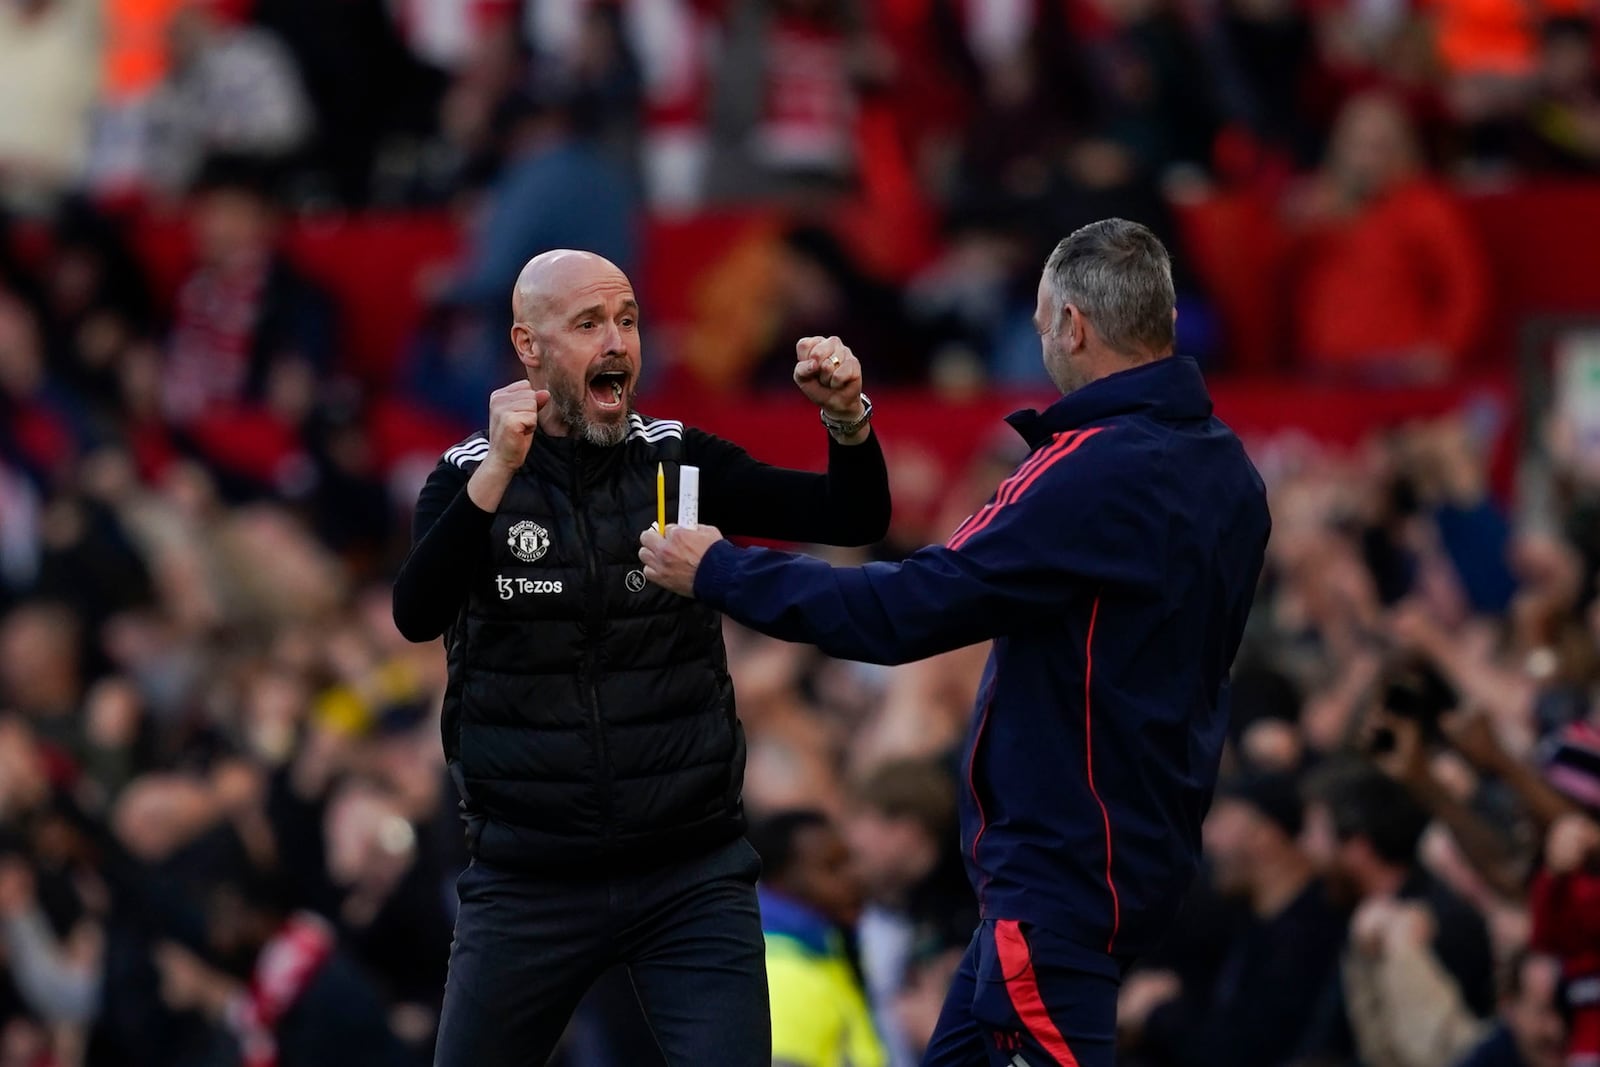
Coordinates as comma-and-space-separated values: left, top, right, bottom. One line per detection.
497, 576, 562, 599
625, 570, 647, 592
507, 520, 550, 563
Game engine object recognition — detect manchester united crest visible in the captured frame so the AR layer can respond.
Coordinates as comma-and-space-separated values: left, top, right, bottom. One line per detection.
507, 520, 550, 563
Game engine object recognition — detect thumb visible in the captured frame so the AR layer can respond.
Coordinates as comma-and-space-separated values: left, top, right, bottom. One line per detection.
533, 389, 552, 408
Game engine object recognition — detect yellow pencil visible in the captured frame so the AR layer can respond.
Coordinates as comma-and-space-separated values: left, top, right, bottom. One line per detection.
656, 462, 666, 536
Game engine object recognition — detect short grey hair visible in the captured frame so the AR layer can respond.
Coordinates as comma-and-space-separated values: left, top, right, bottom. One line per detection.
1044, 219, 1176, 356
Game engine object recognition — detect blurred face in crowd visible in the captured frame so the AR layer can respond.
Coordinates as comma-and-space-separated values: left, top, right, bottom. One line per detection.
194, 188, 275, 271
0, 605, 80, 715
1506, 954, 1568, 1067
1203, 798, 1270, 897
845, 808, 938, 903
0, 296, 44, 400
784, 822, 864, 929
512, 252, 640, 447
1300, 800, 1362, 905
1327, 93, 1418, 200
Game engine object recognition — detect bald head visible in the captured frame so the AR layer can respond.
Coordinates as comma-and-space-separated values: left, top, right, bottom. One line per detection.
512, 250, 628, 324
507, 248, 642, 447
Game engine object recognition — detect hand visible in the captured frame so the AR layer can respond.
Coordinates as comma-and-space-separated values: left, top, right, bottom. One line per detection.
1437, 709, 1509, 774
484, 381, 551, 472
639, 524, 725, 597
470, 381, 552, 511
1546, 813, 1600, 875
1118, 970, 1181, 1034
793, 337, 865, 425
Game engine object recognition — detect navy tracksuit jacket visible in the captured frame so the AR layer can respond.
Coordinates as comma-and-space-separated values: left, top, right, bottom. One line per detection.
696, 356, 1270, 964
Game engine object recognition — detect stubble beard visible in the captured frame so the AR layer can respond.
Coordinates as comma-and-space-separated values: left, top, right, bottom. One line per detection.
1044, 337, 1089, 397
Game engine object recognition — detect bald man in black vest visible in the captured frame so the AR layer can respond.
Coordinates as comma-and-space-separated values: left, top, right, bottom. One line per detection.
394, 249, 892, 1066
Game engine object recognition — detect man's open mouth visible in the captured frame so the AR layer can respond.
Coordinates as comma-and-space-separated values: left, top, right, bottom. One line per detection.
588, 369, 629, 411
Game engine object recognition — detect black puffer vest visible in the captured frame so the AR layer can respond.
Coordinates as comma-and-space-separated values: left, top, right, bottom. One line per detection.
441, 414, 744, 873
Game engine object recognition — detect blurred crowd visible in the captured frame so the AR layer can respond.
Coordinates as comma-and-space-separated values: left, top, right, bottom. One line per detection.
0, 0, 1597, 392
3, 0, 1600, 1066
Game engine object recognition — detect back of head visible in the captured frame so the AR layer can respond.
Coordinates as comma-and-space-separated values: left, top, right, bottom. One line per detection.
1312, 762, 1429, 869
853, 759, 957, 842
1043, 218, 1175, 358
749, 809, 831, 889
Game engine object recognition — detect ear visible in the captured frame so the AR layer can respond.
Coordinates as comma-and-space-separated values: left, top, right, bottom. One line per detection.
511, 323, 540, 371
1063, 304, 1087, 352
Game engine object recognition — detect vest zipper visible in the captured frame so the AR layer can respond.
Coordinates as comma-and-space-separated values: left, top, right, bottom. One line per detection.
572, 447, 614, 840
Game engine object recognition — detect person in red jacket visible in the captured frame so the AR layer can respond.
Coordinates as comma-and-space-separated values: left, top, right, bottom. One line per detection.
1530, 810, 1600, 1066
1285, 91, 1491, 383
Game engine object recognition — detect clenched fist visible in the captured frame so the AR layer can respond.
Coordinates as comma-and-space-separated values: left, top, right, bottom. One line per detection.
486, 381, 552, 471
469, 380, 552, 512
794, 336, 865, 434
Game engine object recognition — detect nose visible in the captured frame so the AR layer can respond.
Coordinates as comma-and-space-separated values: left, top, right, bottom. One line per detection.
602, 320, 625, 356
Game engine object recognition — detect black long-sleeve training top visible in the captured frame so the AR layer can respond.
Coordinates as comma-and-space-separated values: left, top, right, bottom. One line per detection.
393, 425, 891, 642
391, 416, 891, 870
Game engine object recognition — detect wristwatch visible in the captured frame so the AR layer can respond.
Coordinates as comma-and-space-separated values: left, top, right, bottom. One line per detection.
821, 393, 873, 438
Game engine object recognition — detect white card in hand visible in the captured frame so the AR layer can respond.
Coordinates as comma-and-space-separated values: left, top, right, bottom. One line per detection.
678, 466, 700, 528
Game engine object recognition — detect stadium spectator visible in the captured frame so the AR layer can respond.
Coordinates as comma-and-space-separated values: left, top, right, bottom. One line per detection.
845, 760, 976, 1067
1529, 810, 1600, 1064
708, 0, 868, 202
158, 157, 336, 494
1455, 949, 1570, 1067
1298, 764, 1498, 1066
143, 1, 314, 196
251, 0, 445, 205
751, 809, 886, 1067
1119, 773, 1345, 1067
1284, 91, 1491, 382
153, 872, 412, 1067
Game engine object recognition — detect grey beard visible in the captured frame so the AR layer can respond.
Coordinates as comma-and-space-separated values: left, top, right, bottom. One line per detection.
580, 418, 629, 447
551, 380, 631, 447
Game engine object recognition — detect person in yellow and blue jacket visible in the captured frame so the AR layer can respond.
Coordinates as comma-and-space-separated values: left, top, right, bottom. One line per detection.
751, 811, 888, 1067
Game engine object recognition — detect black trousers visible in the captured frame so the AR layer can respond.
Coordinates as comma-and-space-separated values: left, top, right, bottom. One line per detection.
433, 836, 771, 1067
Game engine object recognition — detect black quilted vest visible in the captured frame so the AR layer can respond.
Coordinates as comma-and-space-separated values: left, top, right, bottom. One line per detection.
441, 415, 744, 873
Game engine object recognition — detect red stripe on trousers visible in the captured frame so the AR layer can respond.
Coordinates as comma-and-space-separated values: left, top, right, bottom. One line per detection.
1084, 595, 1121, 952
947, 428, 1102, 552
995, 919, 1082, 1067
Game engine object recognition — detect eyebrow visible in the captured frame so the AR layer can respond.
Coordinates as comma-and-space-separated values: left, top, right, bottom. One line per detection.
570, 300, 640, 324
